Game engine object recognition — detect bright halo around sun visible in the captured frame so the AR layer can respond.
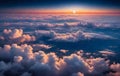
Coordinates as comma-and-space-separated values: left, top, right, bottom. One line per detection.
72, 10, 77, 14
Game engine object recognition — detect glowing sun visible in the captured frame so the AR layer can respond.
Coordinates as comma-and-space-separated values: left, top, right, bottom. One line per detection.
72, 10, 77, 14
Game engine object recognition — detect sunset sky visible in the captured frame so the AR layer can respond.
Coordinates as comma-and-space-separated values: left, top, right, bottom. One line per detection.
0, 0, 120, 14
0, 0, 120, 76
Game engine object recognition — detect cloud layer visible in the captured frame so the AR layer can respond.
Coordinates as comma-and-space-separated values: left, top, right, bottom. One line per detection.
0, 14, 120, 76
35, 30, 113, 42
0, 44, 119, 76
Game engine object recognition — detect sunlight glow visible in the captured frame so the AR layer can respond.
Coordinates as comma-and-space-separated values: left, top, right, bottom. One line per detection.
72, 10, 77, 14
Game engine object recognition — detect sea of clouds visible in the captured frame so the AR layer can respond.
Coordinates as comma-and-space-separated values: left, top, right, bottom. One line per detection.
0, 14, 120, 76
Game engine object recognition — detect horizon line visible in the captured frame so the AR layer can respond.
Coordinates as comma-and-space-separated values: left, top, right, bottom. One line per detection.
0, 11, 120, 15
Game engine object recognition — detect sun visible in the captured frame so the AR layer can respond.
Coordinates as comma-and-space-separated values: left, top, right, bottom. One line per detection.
72, 10, 77, 14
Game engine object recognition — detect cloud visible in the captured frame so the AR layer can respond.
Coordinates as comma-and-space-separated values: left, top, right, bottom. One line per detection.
20, 72, 31, 76
32, 44, 52, 51
71, 72, 84, 76
106, 63, 120, 76
1, 29, 36, 44
3, 29, 23, 39
0, 44, 33, 61
53, 30, 112, 42
14, 56, 23, 63
0, 14, 119, 76
99, 49, 115, 56
1, 14, 120, 29
0, 61, 11, 72
110, 63, 120, 72
35, 30, 113, 42
34, 30, 54, 37
60, 49, 69, 53
0, 44, 115, 76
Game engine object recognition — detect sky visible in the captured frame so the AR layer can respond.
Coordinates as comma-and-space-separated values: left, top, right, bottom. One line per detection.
0, 0, 120, 14
0, 0, 120, 76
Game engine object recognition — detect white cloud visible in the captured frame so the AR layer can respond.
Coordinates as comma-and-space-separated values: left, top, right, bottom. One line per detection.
3, 29, 23, 39
0, 44, 115, 76
1, 29, 36, 43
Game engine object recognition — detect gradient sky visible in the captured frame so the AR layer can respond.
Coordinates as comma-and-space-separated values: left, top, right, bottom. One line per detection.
0, 0, 120, 14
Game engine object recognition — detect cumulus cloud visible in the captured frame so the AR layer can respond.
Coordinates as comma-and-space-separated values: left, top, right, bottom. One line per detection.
0, 61, 11, 72
106, 63, 120, 76
0, 44, 33, 61
3, 29, 23, 39
14, 56, 23, 63
0, 44, 116, 76
1, 29, 36, 44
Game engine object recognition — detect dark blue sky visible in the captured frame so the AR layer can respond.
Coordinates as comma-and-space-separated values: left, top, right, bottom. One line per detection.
0, 0, 120, 9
